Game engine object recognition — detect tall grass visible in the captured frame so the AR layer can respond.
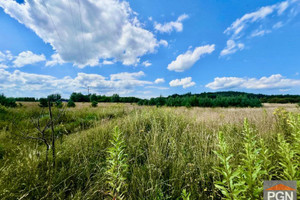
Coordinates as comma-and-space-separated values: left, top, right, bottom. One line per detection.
0, 103, 299, 199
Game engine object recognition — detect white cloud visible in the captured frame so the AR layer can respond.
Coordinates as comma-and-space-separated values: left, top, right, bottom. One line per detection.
221, 0, 300, 56
46, 53, 64, 67
224, 5, 275, 38
273, 21, 284, 29
154, 14, 189, 33
158, 40, 168, 47
206, 74, 300, 90
168, 44, 215, 72
110, 71, 145, 81
102, 60, 115, 65
278, 1, 289, 15
0, 69, 152, 97
0, 64, 8, 69
154, 78, 165, 84
220, 40, 244, 56
142, 60, 152, 67
13, 51, 46, 67
169, 77, 195, 88
250, 29, 271, 37
0, 50, 13, 62
146, 86, 169, 90
0, 0, 163, 67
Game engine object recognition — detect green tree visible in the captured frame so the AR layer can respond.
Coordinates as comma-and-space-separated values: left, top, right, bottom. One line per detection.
67, 99, 76, 107
91, 101, 98, 107
111, 94, 120, 102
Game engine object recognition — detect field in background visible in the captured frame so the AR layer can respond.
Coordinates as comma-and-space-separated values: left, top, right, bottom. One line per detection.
0, 103, 299, 199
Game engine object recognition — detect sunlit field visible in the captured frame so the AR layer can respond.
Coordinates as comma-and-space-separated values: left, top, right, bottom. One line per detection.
0, 103, 299, 199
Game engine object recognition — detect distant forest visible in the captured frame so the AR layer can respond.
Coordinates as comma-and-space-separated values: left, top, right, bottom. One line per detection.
1, 91, 300, 108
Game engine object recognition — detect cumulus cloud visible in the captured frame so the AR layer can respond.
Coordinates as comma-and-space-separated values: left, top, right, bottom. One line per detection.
142, 60, 152, 67
220, 40, 244, 56
221, 0, 300, 56
169, 77, 195, 88
154, 78, 165, 84
102, 60, 115, 65
168, 44, 215, 72
154, 14, 189, 33
0, 69, 152, 97
46, 53, 65, 67
0, 50, 14, 63
158, 39, 168, 47
13, 51, 46, 67
0, 64, 8, 69
0, 0, 163, 67
110, 71, 145, 81
206, 74, 300, 90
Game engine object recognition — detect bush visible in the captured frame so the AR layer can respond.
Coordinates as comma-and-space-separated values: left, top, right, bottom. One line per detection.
0, 105, 8, 113
67, 100, 76, 107
91, 101, 98, 107
0, 94, 17, 107
39, 98, 49, 107
55, 100, 63, 108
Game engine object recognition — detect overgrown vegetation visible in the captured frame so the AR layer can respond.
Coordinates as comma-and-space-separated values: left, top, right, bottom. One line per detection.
0, 103, 299, 199
0, 94, 16, 107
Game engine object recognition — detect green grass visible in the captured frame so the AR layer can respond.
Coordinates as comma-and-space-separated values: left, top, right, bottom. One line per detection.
0, 103, 299, 199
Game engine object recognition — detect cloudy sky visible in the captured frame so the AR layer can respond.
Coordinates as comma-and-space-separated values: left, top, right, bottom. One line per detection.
0, 0, 300, 98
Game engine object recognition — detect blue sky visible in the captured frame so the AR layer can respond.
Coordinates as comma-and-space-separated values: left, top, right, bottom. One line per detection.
0, 0, 300, 98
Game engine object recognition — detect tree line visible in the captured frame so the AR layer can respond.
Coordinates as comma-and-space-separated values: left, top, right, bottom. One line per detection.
1, 91, 300, 108
137, 95, 262, 108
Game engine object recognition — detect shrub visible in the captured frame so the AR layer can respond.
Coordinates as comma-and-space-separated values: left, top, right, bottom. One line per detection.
67, 100, 76, 107
0, 94, 17, 107
39, 98, 49, 107
91, 101, 98, 107
55, 100, 63, 108
0, 105, 8, 113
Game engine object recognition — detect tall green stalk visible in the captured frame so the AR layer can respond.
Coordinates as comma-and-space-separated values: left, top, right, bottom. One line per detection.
105, 126, 128, 200
214, 131, 243, 200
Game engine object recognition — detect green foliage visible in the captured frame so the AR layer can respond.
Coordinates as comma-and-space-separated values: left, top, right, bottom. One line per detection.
0, 144, 4, 159
277, 134, 297, 180
239, 119, 266, 199
91, 101, 98, 107
0, 104, 8, 113
55, 100, 63, 108
106, 127, 128, 199
47, 93, 61, 102
0, 104, 300, 199
111, 94, 120, 102
14, 97, 36, 102
179, 189, 191, 200
90, 93, 97, 102
67, 99, 76, 107
141, 95, 262, 108
39, 98, 49, 107
0, 94, 17, 107
214, 131, 243, 200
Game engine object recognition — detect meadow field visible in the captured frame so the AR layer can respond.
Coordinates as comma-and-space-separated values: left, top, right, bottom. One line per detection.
0, 102, 299, 199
